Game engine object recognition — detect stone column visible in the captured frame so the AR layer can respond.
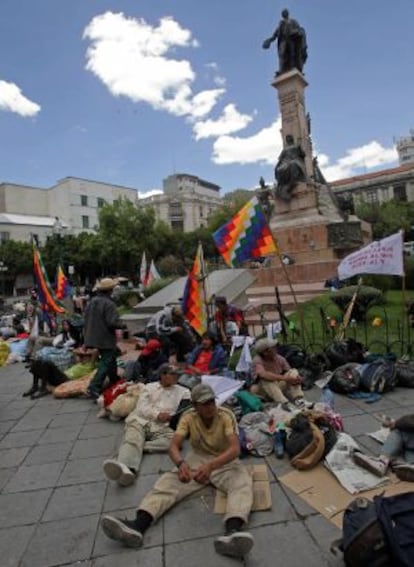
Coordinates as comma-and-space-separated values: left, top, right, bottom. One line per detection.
272, 69, 313, 178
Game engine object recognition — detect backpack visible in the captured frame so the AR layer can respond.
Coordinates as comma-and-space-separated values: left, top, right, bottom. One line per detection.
329, 363, 361, 394
277, 344, 307, 369
359, 360, 397, 393
331, 492, 414, 566
285, 413, 336, 470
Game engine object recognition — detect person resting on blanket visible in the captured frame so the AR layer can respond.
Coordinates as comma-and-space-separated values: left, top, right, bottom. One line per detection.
353, 413, 414, 482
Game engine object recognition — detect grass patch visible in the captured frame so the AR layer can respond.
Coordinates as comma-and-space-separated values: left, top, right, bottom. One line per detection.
284, 290, 414, 355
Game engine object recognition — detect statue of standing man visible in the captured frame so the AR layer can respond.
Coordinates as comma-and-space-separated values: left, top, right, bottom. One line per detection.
262, 9, 307, 76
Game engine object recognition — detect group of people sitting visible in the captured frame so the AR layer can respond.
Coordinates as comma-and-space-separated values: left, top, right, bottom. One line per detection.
16, 277, 414, 560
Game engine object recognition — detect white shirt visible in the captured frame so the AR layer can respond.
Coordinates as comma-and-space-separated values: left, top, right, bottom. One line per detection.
126, 382, 190, 427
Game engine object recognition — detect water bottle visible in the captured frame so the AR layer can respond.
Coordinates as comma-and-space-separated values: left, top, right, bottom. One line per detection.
321, 387, 335, 410
274, 423, 286, 459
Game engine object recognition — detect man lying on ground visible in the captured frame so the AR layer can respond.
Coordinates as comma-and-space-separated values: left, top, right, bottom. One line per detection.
103, 363, 190, 486
101, 383, 254, 559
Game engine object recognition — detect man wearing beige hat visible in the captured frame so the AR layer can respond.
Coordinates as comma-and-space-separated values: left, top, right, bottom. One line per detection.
101, 383, 254, 559
84, 278, 125, 399
252, 337, 309, 409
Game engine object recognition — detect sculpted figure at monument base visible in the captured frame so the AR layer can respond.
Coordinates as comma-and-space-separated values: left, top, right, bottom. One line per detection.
274, 135, 307, 202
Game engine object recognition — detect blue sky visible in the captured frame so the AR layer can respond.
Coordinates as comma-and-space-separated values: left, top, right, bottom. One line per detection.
1, 0, 413, 196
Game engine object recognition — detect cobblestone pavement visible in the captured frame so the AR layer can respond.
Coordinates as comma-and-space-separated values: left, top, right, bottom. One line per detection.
1, 362, 413, 566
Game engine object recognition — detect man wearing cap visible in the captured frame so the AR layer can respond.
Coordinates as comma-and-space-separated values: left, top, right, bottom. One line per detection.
84, 278, 125, 399
103, 363, 190, 486
124, 338, 168, 383
213, 296, 248, 345
101, 382, 254, 559
252, 337, 308, 409
145, 304, 194, 362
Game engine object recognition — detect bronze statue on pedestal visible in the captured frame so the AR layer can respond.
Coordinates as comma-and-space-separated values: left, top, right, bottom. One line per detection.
262, 9, 307, 76
274, 135, 307, 201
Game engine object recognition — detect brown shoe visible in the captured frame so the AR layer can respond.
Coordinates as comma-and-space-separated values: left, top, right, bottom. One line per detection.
353, 452, 388, 477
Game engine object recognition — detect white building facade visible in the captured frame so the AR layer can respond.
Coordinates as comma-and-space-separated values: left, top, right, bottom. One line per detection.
139, 173, 222, 232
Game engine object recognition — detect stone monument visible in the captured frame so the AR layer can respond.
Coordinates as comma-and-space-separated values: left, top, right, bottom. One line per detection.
258, 9, 371, 286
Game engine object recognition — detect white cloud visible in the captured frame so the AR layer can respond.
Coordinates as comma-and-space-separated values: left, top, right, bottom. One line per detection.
139, 189, 163, 198
0, 80, 41, 117
193, 104, 253, 140
83, 12, 223, 118
212, 118, 282, 165
321, 141, 398, 181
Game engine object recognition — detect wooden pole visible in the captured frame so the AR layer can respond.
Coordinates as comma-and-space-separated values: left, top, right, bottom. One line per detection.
277, 253, 309, 347
337, 277, 363, 341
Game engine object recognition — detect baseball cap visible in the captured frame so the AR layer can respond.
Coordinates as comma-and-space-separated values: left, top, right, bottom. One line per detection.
191, 383, 215, 404
141, 338, 162, 356
158, 363, 181, 376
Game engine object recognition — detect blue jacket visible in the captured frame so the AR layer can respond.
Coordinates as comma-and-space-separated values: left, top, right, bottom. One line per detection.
186, 344, 227, 372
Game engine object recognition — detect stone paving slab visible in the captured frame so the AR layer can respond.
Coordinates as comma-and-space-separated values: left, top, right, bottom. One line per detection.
1, 361, 414, 566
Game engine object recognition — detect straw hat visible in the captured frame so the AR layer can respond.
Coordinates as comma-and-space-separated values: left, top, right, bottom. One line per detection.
254, 338, 278, 354
96, 278, 118, 291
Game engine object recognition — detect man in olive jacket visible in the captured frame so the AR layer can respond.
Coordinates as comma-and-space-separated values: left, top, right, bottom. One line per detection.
84, 278, 124, 399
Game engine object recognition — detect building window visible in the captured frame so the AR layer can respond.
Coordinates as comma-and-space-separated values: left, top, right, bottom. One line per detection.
364, 190, 378, 204
169, 202, 183, 218
171, 220, 184, 231
199, 206, 203, 217
82, 215, 89, 229
394, 184, 407, 202
97, 197, 105, 208
81, 195, 88, 206
0, 232, 10, 243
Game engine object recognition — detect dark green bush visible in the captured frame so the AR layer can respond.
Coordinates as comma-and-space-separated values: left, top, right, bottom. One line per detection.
330, 285, 384, 321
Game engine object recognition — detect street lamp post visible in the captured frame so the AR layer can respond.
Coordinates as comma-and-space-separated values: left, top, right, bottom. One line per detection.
0, 261, 9, 298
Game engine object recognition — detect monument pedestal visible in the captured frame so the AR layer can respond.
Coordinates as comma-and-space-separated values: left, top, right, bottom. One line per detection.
254, 69, 371, 288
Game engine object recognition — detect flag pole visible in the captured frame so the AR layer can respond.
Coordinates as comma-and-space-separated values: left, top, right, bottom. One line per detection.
337, 277, 363, 341
400, 230, 411, 355
198, 243, 212, 327
276, 253, 309, 347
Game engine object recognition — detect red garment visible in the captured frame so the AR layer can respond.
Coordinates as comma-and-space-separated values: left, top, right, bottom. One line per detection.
193, 350, 213, 373
103, 379, 127, 408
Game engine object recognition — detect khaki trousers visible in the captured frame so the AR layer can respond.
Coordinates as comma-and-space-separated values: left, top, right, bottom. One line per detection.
117, 421, 174, 473
139, 451, 253, 524
258, 378, 303, 404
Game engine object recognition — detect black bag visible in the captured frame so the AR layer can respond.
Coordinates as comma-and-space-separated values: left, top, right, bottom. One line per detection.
329, 363, 361, 394
277, 344, 307, 369
332, 492, 414, 566
396, 361, 414, 388
325, 339, 365, 370
360, 360, 397, 393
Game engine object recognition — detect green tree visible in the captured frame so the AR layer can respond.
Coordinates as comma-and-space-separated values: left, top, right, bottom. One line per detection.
97, 198, 157, 275
356, 201, 414, 239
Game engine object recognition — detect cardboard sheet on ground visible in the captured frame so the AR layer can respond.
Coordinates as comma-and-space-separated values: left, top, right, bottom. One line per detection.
201, 375, 243, 406
279, 464, 414, 528
214, 464, 272, 513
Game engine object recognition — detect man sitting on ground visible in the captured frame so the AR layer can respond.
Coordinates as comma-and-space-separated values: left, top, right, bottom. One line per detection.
103, 363, 190, 486
123, 338, 168, 383
213, 296, 248, 345
101, 383, 254, 559
353, 413, 414, 481
185, 332, 228, 376
252, 338, 309, 409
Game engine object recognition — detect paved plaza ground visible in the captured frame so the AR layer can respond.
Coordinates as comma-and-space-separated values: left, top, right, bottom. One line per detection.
1, 361, 414, 567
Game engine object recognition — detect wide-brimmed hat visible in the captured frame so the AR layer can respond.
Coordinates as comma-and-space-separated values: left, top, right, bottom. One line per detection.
254, 338, 278, 354
96, 278, 118, 291
191, 383, 215, 404
141, 338, 162, 356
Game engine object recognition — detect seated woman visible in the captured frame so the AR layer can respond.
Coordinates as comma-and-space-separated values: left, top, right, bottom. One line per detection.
26, 318, 78, 360
23, 320, 81, 399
